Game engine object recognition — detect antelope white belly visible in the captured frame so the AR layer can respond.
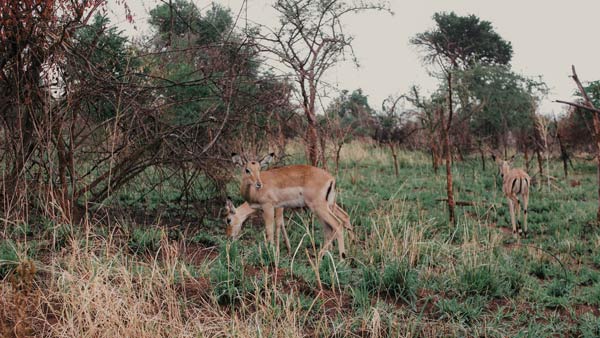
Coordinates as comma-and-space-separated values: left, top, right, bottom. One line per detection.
275, 187, 306, 208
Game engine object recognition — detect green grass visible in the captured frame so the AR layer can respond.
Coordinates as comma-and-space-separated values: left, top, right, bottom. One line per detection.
3, 141, 600, 337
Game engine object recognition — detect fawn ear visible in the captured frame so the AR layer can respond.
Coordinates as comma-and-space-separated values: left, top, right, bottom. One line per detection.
225, 197, 236, 214
231, 153, 245, 167
259, 152, 275, 169
491, 153, 502, 164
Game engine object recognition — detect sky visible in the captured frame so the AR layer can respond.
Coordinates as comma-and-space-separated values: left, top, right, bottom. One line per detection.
107, 0, 600, 115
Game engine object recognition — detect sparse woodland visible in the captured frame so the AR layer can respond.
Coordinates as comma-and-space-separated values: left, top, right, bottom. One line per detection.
1, 1, 600, 337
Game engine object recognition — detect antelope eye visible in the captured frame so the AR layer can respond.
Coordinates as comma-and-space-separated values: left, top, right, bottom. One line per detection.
245, 168, 251, 174
226, 218, 232, 225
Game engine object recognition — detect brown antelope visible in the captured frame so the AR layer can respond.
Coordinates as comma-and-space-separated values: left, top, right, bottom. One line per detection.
226, 152, 352, 259
492, 154, 530, 237
225, 199, 292, 254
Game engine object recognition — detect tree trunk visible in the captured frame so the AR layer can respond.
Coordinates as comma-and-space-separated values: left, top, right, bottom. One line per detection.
335, 142, 343, 175
556, 126, 569, 179
305, 114, 319, 166
319, 129, 328, 170
300, 78, 320, 166
536, 148, 544, 178
445, 72, 456, 225
524, 146, 530, 173
389, 141, 399, 177
592, 113, 600, 221
431, 139, 439, 174
478, 142, 486, 171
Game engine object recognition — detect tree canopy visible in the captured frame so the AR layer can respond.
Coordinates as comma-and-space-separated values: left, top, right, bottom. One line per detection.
411, 12, 513, 70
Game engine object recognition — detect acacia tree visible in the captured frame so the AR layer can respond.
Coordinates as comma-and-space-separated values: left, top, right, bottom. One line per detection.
457, 64, 547, 170
411, 12, 512, 224
257, 0, 390, 166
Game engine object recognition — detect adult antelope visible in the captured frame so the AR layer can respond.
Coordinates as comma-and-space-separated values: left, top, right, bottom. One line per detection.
492, 153, 530, 237
226, 153, 352, 259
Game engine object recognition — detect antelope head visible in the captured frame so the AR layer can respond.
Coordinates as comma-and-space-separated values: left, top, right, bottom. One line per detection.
231, 152, 275, 190
224, 197, 243, 239
491, 153, 515, 179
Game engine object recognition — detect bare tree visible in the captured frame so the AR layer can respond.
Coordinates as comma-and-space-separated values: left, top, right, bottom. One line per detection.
256, 0, 390, 166
557, 65, 600, 222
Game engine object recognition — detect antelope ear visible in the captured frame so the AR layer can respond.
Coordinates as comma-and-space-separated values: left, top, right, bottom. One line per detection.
225, 197, 236, 214
259, 152, 275, 169
491, 153, 498, 163
231, 153, 245, 167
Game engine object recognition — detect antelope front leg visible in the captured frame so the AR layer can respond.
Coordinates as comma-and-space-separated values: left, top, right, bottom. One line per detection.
262, 204, 276, 248
275, 207, 291, 253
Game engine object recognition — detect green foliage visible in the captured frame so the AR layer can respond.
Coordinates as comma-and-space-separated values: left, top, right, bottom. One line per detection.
457, 265, 500, 297
210, 242, 245, 305
457, 65, 548, 144
436, 295, 485, 325
360, 259, 418, 303
247, 242, 277, 267
318, 256, 350, 289
149, 0, 232, 45
128, 227, 163, 253
411, 12, 512, 68
0, 240, 19, 279
75, 14, 133, 121
566, 80, 600, 147
578, 313, 600, 338
324, 88, 376, 139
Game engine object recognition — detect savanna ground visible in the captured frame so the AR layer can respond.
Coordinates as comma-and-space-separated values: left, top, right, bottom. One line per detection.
2, 141, 600, 337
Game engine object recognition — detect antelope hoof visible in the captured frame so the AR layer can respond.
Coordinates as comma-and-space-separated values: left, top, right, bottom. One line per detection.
512, 229, 518, 239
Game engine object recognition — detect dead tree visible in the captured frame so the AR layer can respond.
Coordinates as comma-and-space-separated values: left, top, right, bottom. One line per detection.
256, 0, 390, 166
557, 65, 600, 222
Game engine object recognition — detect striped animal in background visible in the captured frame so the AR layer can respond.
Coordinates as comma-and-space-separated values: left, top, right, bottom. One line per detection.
492, 153, 530, 237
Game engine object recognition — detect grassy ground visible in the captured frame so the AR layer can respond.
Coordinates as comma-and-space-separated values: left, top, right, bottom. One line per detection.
2, 141, 600, 337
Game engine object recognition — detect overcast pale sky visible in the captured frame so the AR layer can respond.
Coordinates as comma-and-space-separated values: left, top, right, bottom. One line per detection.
107, 0, 600, 115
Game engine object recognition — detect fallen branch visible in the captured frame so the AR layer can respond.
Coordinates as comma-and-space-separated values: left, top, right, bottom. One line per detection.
435, 199, 479, 207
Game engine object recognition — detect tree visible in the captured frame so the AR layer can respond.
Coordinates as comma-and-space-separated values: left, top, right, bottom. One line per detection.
324, 88, 375, 172
257, 0, 390, 166
148, 0, 233, 46
411, 12, 512, 225
456, 64, 547, 171
403, 86, 445, 173
373, 94, 424, 177
0, 0, 293, 226
557, 66, 600, 222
